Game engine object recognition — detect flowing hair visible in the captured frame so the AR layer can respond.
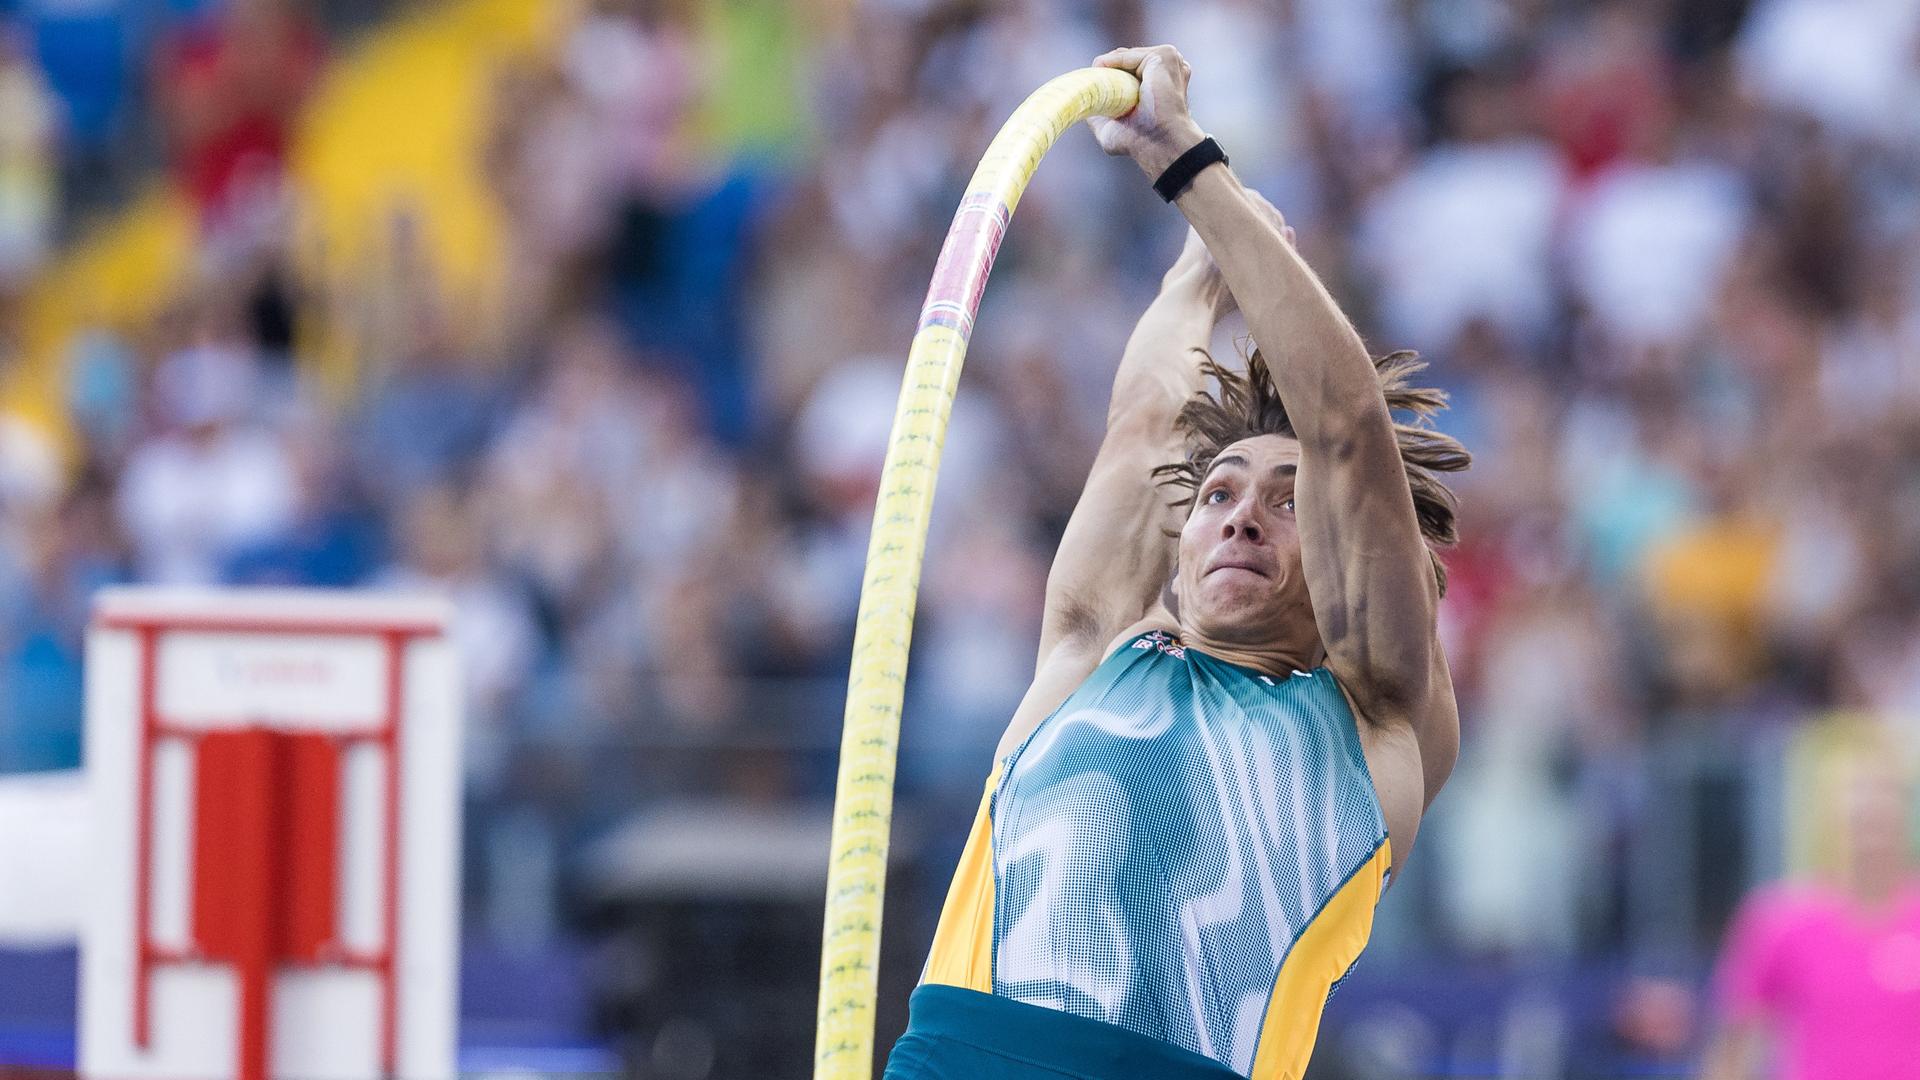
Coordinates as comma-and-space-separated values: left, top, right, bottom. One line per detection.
1150, 348, 1472, 594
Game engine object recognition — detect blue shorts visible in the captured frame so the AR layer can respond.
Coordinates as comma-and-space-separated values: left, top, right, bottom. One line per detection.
883, 985, 1244, 1080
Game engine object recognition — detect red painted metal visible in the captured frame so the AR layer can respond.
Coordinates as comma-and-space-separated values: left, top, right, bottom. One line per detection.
99, 613, 444, 638
281, 736, 342, 964
379, 632, 406, 1077
131, 627, 158, 1049
117, 613, 433, 1078
145, 943, 391, 974
154, 721, 390, 742
192, 730, 279, 1080
191, 730, 344, 1080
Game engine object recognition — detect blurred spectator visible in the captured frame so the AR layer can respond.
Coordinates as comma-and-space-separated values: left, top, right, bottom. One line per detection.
1701, 735, 1920, 1080
1, 470, 126, 771
0, 413, 58, 519
1538, 1, 1675, 181
378, 484, 538, 792
63, 327, 138, 463
223, 414, 382, 587
154, 0, 321, 222
1736, 0, 1920, 147
1358, 61, 1565, 350
1564, 155, 1749, 352
116, 325, 297, 583
21, 0, 136, 214
0, 413, 67, 771
350, 215, 502, 504
0, 24, 54, 287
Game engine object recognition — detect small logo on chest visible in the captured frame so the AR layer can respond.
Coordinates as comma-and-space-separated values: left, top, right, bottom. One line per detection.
1134, 630, 1187, 659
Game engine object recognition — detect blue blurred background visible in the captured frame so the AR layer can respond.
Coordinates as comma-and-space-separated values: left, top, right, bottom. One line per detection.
0, 0, 1917, 1077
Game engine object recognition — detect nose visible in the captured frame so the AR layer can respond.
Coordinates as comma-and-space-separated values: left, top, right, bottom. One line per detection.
1221, 499, 1263, 544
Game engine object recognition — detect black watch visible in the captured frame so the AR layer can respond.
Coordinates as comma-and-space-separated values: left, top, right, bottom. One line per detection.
1152, 136, 1228, 202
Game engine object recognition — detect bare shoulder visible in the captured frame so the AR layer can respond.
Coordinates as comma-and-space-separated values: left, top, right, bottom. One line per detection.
1338, 667, 1455, 880
992, 614, 1174, 762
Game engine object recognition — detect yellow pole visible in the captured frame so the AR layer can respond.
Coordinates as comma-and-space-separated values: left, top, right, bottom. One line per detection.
813, 66, 1139, 1080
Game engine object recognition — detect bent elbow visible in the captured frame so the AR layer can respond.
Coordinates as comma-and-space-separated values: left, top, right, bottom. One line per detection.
1303, 409, 1396, 465
1359, 631, 1438, 717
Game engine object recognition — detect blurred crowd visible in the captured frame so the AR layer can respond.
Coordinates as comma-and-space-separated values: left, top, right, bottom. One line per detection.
2, 0, 1919, 997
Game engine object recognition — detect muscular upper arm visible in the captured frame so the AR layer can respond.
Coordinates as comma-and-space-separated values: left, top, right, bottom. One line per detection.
1169, 166, 1440, 717
1036, 422, 1183, 662
1033, 261, 1226, 666
1354, 638, 1457, 872
1292, 395, 1439, 716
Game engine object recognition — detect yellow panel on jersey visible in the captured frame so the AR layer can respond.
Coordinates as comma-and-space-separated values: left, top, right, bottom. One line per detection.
1249, 839, 1392, 1080
921, 771, 999, 994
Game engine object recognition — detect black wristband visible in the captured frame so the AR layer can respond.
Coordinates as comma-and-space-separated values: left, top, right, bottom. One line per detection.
1152, 136, 1227, 202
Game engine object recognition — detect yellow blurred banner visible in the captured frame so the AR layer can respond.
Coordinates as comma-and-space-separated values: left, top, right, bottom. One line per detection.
1, 186, 195, 449
290, 0, 571, 401
0, 0, 570, 461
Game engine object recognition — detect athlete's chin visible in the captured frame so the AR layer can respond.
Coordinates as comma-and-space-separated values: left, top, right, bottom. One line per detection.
1189, 585, 1309, 640
1189, 594, 1282, 635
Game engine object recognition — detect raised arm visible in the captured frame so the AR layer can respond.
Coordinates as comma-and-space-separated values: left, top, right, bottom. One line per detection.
1034, 233, 1233, 667
1090, 46, 1441, 724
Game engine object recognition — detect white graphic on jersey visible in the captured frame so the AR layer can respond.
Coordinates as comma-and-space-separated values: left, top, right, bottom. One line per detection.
995, 768, 1134, 1018
990, 642, 1387, 1075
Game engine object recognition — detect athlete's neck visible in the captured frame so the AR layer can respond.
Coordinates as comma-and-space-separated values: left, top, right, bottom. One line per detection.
1175, 627, 1323, 678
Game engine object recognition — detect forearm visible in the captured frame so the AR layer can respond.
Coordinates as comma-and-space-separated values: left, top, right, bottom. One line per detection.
1037, 272, 1211, 660
1106, 267, 1227, 432
1146, 130, 1439, 677
1086, 47, 1379, 451
1151, 153, 1385, 451
1091, 44, 1444, 709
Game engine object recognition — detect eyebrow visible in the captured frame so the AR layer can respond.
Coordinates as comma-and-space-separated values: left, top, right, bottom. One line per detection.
1202, 456, 1296, 483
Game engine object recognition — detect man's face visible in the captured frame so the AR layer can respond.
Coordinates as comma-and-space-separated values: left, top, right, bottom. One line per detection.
1174, 434, 1317, 648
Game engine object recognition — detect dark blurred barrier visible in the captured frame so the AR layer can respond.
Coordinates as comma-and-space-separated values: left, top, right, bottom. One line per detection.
494, 711, 1789, 1080
570, 793, 935, 1077
0, 941, 615, 1078
0, 695, 1810, 1080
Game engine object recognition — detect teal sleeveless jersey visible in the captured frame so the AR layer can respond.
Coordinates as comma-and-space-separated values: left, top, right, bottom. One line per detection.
920, 630, 1390, 1080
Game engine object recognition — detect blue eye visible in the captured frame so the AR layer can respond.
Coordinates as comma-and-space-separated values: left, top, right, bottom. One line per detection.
1205, 488, 1229, 505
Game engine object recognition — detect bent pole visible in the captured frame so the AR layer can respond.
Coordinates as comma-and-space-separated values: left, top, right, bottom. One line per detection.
813, 67, 1141, 1080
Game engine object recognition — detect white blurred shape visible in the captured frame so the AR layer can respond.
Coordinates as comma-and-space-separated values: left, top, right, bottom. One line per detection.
118, 425, 299, 585
0, 768, 87, 944
1361, 140, 1566, 347
1738, 0, 1920, 146
1566, 161, 1749, 347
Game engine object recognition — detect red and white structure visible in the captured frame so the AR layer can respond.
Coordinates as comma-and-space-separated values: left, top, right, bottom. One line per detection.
80, 588, 462, 1080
